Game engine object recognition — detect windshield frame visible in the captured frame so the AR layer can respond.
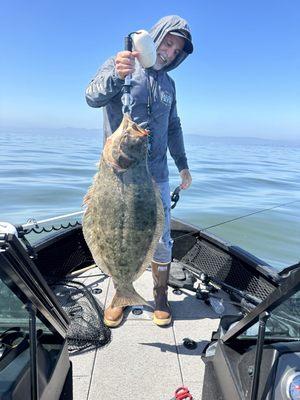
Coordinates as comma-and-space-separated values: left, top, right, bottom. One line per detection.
0, 232, 69, 338
222, 262, 300, 343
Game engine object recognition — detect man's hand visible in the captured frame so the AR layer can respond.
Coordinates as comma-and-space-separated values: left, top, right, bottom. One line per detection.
115, 51, 139, 80
179, 169, 192, 190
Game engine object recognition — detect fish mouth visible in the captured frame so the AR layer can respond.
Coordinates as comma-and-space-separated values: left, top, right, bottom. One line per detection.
130, 122, 149, 137
103, 115, 149, 172
123, 114, 149, 137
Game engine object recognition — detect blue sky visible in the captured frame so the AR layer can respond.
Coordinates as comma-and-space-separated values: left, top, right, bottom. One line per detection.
1, 0, 299, 139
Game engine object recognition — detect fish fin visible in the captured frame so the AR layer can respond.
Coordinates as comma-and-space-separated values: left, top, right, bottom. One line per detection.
82, 158, 103, 207
94, 261, 111, 277
82, 185, 94, 206
111, 286, 149, 308
82, 208, 113, 277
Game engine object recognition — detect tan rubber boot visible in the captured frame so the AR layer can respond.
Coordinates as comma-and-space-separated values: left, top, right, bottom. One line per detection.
104, 305, 124, 328
152, 261, 172, 326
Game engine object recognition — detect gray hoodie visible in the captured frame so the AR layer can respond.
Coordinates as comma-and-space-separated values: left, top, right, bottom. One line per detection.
85, 15, 193, 183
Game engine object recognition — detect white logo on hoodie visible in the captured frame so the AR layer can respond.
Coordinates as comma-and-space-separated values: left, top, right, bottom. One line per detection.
161, 91, 172, 107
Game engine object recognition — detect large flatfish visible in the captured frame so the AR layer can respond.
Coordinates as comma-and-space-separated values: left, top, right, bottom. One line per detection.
82, 115, 164, 308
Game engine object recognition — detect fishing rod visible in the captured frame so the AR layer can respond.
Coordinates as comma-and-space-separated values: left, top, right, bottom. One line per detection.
16, 198, 299, 237
202, 199, 300, 231
172, 199, 300, 242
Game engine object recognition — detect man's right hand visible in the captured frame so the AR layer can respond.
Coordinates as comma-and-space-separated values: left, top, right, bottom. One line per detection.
115, 51, 139, 80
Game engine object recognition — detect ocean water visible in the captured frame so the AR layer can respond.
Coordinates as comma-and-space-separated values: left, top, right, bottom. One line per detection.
1, 129, 299, 271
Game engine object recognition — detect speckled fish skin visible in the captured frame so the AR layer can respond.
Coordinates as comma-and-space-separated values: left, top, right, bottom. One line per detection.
82, 115, 164, 308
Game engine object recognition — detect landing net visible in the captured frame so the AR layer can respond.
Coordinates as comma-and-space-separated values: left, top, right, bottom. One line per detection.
51, 280, 111, 353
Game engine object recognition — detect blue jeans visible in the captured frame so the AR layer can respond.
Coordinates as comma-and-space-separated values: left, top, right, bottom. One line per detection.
152, 181, 173, 264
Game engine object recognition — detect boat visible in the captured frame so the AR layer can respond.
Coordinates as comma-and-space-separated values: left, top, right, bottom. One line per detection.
0, 213, 299, 400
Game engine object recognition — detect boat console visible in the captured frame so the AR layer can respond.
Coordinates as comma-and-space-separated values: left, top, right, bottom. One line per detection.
202, 263, 300, 400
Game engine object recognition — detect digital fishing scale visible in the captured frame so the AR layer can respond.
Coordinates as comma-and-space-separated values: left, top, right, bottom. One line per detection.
121, 30, 156, 115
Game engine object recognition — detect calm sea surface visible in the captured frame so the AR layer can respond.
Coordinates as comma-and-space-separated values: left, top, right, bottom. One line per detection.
1, 130, 299, 271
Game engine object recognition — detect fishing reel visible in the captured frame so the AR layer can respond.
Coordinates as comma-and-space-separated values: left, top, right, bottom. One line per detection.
171, 186, 181, 209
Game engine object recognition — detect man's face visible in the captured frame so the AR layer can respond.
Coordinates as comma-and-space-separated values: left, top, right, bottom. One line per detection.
153, 33, 185, 71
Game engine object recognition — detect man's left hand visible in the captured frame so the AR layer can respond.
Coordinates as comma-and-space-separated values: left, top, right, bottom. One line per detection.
179, 169, 192, 190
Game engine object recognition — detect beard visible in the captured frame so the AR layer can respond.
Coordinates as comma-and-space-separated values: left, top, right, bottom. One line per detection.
152, 61, 164, 71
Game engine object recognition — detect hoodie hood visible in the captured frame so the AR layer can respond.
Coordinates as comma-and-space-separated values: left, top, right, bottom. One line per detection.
148, 15, 193, 72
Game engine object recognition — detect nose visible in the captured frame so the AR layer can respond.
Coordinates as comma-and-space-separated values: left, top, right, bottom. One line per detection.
166, 46, 177, 61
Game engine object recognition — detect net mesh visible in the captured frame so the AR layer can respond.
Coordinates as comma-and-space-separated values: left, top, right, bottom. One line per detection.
51, 280, 111, 352
181, 239, 275, 300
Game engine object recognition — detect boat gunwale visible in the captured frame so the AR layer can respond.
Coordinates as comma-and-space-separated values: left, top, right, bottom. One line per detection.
27, 217, 282, 290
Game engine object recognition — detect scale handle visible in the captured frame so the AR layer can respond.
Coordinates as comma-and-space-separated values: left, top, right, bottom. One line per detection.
124, 35, 133, 51
123, 35, 133, 95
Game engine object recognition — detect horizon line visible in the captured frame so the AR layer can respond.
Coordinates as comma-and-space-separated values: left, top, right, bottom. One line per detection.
1, 125, 299, 142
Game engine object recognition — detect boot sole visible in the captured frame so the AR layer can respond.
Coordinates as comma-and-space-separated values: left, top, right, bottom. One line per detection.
104, 314, 123, 328
153, 314, 172, 326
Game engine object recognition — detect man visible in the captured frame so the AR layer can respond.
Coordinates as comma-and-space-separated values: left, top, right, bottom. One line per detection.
85, 15, 193, 327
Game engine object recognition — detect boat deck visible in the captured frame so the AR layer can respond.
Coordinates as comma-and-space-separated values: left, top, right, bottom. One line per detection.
69, 264, 230, 400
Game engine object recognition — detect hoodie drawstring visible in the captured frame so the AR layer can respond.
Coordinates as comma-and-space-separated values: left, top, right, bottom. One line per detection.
146, 70, 155, 156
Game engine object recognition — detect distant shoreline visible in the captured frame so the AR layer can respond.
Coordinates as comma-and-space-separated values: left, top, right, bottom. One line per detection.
1, 127, 299, 146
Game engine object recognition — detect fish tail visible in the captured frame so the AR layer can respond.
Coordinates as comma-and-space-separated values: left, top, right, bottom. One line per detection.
111, 286, 149, 308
